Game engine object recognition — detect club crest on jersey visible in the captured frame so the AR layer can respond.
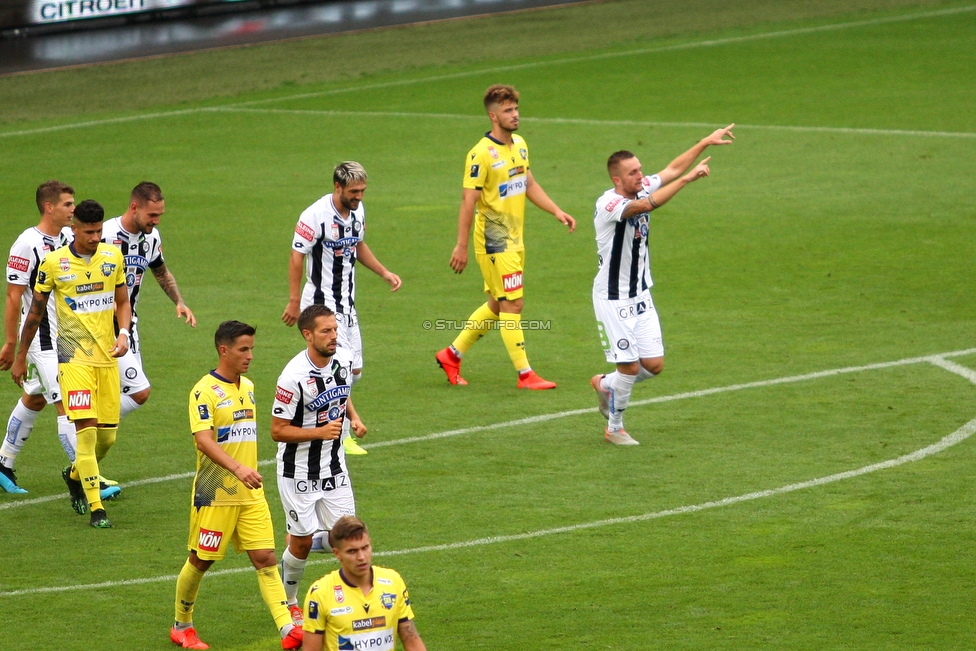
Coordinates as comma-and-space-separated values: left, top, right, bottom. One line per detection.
7, 256, 29, 273
334, 584, 345, 603
211, 385, 226, 399
306, 378, 319, 397
59, 257, 70, 272
519, 148, 527, 160
487, 145, 499, 159
380, 593, 397, 610
101, 262, 116, 277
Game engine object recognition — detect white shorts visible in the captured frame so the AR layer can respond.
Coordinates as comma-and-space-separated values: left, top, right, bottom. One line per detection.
23, 348, 62, 404
118, 336, 151, 396
277, 473, 355, 537
593, 292, 664, 363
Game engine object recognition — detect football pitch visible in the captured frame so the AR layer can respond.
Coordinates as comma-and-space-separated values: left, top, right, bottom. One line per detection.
2, 0, 976, 649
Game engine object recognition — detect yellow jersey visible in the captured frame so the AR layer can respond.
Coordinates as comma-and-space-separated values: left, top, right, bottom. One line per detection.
303, 566, 415, 651
463, 132, 530, 254
35, 243, 126, 367
188, 372, 263, 507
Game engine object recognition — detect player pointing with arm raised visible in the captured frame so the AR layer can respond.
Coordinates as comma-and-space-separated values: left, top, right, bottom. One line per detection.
591, 125, 734, 445
436, 84, 576, 390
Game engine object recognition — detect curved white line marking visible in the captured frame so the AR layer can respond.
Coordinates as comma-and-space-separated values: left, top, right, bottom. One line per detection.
1, 354, 973, 598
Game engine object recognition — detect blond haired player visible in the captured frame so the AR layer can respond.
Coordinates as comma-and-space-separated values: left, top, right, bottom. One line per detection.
171, 321, 302, 650
437, 84, 575, 389
10, 199, 131, 527
302, 516, 426, 651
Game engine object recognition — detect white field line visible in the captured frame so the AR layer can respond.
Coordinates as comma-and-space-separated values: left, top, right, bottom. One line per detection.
3, 347, 975, 512
211, 106, 976, 140
2, 353, 974, 598
1, 4, 974, 139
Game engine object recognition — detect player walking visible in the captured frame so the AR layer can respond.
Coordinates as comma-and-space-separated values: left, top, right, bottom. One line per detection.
437, 84, 576, 389
302, 516, 427, 651
171, 321, 302, 650
591, 125, 734, 445
282, 162, 400, 456
102, 181, 196, 421
272, 305, 367, 621
11, 199, 132, 526
1, 181, 76, 494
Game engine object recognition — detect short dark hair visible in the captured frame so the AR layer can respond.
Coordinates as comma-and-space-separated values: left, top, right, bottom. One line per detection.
131, 181, 163, 205
607, 150, 637, 177
73, 199, 104, 224
329, 516, 369, 549
214, 320, 256, 350
484, 84, 519, 110
298, 304, 335, 333
35, 180, 74, 214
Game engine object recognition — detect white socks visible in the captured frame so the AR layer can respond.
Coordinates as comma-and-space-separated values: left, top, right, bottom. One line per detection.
602, 366, 657, 431
57, 415, 77, 462
0, 401, 41, 468
281, 548, 308, 604
120, 395, 142, 418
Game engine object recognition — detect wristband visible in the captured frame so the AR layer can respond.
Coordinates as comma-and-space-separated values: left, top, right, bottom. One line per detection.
118, 329, 130, 339
648, 196, 660, 210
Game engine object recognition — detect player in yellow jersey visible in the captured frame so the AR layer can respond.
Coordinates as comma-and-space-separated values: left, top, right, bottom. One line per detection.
170, 321, 302, 651
437, 84, 576, 389
11, 199, 131, 528
302, 516, 427, 651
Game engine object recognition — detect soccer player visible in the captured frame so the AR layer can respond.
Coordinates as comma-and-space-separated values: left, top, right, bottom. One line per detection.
302, 516, 427, 651
102, 181, 196, 420
272, 304, 367, 621
172, 320, 302, 651
10, 199, 132, 526
436, 83, 576, 389
282, 161, 400, 456
1, 181, 76, 494
590, 125, 735, 445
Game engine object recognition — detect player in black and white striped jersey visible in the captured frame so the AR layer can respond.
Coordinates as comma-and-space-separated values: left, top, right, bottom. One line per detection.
272, 304, 367, 623
101, 181, 196, 422
590, 126, 734, 445
0, 181, 76, 493
282, 162, 401, 456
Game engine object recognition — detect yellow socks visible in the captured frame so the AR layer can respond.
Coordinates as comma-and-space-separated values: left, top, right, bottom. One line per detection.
451, 302, 498, 354
499, 312, 529, 372
175, 560, 206, 624
256, 565, 292, 630
72, 426, 102, 512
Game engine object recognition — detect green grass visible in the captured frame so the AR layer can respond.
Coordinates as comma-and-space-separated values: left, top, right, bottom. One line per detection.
2, 0, 976, 649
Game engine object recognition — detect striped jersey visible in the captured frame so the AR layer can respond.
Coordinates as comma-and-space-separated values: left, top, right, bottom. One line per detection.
188, 371, 263, 507
592, 174, 662, 301
273, 346, 355, 481
293, 195, 365, 315
35, 243, 127, 366
6, 226, 69, 353
101, 217, 164, 336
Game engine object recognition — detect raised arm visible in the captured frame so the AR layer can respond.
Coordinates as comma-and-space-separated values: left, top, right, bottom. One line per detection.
657, 124, 734, 185
617, 157, 714, 221
355, 241, 401, 291
151, 262, 196, 326
526, 170, 576, 232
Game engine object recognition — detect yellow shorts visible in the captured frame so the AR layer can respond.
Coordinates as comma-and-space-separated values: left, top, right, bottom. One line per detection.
58, 363, 120, 424
476, 249, 525, 301
187, 500, 276, 561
